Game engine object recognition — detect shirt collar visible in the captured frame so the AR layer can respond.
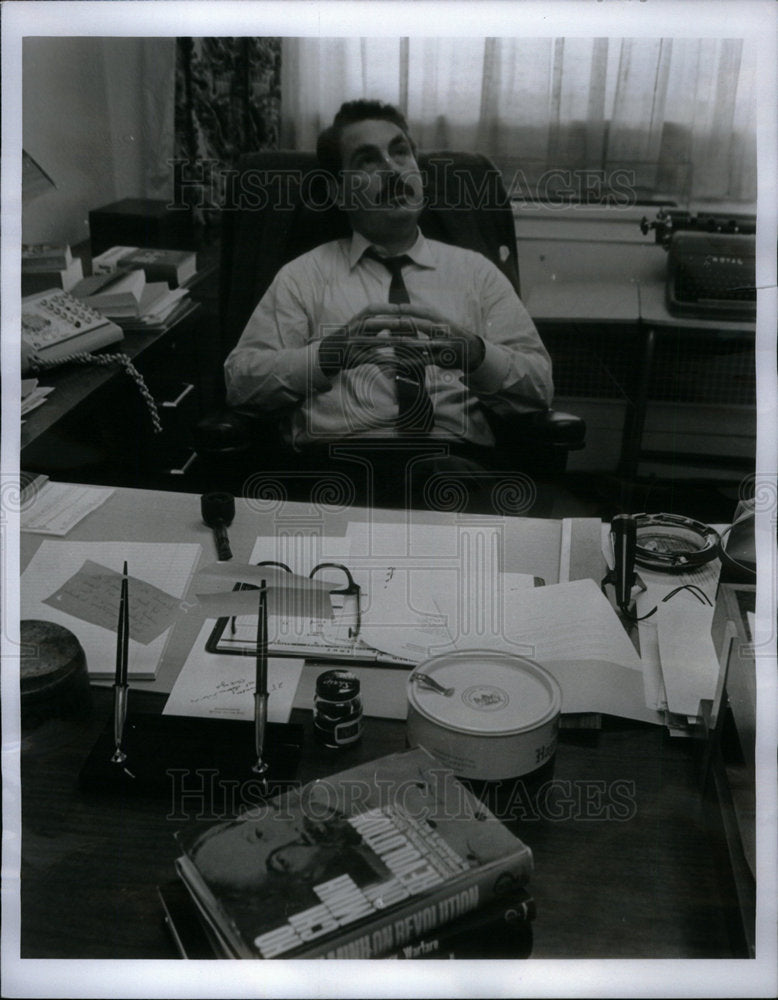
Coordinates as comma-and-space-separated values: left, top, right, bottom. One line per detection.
349, 229, 437, 270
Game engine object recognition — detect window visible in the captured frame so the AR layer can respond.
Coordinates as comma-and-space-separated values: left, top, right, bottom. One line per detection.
281, 37, 757, 206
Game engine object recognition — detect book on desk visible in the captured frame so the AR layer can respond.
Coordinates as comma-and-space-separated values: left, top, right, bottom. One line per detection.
21, 242, 84, 295
172, 747, 534, 959
158, 878, 535, 960
91, 245, 197, 287
70, 269, 192, 329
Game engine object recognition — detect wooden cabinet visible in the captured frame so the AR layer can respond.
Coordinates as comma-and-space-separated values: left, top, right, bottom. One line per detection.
701, 582, 756, 956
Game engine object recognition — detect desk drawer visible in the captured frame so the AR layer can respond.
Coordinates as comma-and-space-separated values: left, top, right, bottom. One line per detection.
142, 376, 200, 470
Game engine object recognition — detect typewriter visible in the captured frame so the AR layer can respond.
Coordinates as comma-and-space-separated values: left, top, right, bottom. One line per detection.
640, 210, 756, 321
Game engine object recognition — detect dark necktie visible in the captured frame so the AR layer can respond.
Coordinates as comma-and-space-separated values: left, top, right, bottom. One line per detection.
368, 251, 434, 433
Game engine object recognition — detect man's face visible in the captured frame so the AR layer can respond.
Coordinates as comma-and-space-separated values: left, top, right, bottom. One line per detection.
335, 118, 424, 242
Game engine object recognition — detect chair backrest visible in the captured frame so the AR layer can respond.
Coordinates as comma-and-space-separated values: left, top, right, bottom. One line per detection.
218, 150, 521, 357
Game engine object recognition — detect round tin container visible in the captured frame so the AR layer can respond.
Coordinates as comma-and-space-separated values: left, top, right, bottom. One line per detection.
20, 619, 92, 730
406, 649, 561, 781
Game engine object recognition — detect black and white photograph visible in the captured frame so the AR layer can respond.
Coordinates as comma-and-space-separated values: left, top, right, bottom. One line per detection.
2, 1, 776, 997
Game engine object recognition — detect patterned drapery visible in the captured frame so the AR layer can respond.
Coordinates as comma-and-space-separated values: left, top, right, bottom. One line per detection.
174, 37, 281, 227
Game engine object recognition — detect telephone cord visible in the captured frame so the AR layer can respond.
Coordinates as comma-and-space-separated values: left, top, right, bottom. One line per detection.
28, 350, 163, 434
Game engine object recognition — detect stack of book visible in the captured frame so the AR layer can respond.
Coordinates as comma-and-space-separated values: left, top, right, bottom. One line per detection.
21, 244, 84, 295
91, 245, 197, 288
166, 747, 536, 960
71, 268, 193, 331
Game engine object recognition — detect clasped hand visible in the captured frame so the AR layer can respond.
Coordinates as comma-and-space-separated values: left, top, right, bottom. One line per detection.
318, 303, 486, 377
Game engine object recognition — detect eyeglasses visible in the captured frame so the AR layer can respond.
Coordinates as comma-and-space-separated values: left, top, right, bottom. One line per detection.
230, 561, 362, 640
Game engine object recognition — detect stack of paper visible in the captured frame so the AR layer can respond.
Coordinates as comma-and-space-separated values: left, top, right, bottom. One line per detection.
602, 522, 723, 732
21, 481, 113, 535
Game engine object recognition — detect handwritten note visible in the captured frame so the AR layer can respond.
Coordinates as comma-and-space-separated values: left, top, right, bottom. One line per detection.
21, 541, 201, 679
43, 559, 181, 645
163, 622, 304, 723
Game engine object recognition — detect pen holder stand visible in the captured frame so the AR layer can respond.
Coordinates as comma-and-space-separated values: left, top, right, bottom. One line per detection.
78, 713, 304, 800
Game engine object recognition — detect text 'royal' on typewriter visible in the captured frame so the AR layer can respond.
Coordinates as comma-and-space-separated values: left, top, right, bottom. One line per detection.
641, 211, 756, 322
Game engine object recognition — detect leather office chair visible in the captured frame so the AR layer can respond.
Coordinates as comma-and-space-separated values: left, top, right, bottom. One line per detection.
194, 151, 586, 507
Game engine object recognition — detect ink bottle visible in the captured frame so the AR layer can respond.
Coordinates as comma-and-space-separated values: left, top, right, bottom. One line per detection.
313, 669, 362, 748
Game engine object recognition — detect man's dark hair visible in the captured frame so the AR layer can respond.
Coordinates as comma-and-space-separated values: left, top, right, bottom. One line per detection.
316, 100, 416, 177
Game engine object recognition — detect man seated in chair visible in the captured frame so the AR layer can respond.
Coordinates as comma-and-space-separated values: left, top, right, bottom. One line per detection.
224, 99, 553, 509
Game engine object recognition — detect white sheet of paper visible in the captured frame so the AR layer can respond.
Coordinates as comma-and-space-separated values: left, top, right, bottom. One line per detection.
345, 520, 538, 659
163, 621, 303, 723
20, 541, 200, 679
346, 519, 506, 564
473, 577, 643, 669
20, 385, 54, 417
457, 577, 663, 724
656, 592, 721, 717
250, 533, 351, 569
20, 481, 113, 535
540, 659, 663, 724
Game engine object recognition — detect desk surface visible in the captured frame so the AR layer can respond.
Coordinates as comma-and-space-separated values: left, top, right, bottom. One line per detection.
21, 487, 600, 693
18, 687, 742, 962
14, 487, 746, 963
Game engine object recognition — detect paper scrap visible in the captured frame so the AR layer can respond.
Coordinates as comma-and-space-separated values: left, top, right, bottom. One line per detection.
195, 586, 333, 621
21, 481, 113, 535
43, 559, 181, 645
197, 562, 337, 591
163, 621, 304, 723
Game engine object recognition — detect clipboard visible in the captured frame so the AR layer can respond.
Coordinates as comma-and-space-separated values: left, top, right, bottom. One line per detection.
204, 582, 417, 668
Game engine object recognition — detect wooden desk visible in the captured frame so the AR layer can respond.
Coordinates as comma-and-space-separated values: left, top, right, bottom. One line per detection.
21, 487, 597, 693
18, 687, 744, 961
20, 301, 214, 488
14, 487, 748, 963
20, 302, 200, 453
626, 279, 755, 486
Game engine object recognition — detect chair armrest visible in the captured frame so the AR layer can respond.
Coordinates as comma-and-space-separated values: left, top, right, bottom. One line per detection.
194, 409, 258, 454
525, 409, 587, 450
491, 409, 586, 453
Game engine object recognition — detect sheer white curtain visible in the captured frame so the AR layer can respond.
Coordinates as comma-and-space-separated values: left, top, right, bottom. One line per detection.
281, 36, 756, 204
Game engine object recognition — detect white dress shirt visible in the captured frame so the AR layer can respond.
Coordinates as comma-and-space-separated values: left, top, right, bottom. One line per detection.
224, 230, 553, 449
